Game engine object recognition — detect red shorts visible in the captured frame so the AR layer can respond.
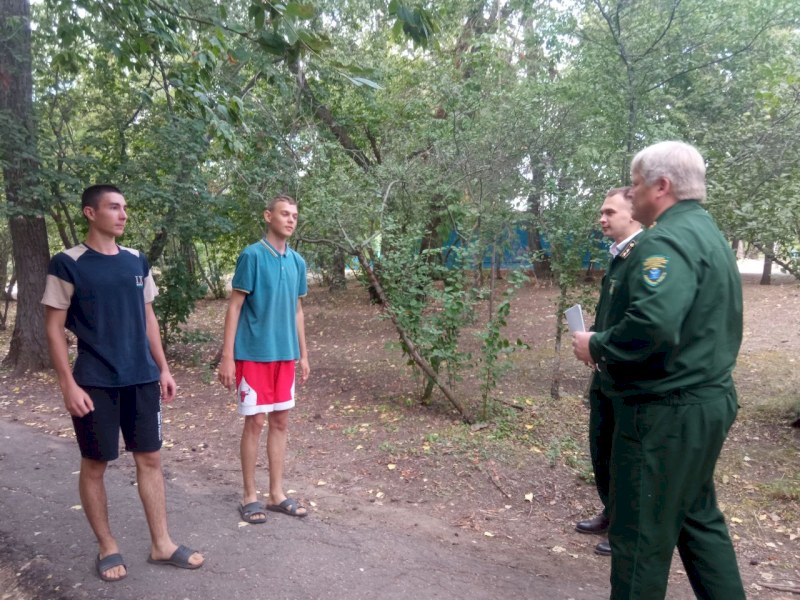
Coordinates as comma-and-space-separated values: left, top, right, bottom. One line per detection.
235, 360, 296, 416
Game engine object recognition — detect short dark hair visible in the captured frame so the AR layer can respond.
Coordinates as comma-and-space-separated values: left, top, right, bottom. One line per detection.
266, 194, 297, 212
606, 186, 630, 199
82, 184, 122, 210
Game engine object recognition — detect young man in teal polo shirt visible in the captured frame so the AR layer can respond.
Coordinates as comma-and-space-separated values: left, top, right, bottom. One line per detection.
218, 194, 310, 523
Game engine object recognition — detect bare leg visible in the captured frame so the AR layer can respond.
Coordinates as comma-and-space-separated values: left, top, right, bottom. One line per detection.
240, 414, 266, 507
133, 451, 203, 566
79, 457, 126, 581
267, 410, 305, 515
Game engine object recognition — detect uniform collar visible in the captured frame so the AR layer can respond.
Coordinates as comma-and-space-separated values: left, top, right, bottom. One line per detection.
610, 229, 642, 257
652, 200, 703, 227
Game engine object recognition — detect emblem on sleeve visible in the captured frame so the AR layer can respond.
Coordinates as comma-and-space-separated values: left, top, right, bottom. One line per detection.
643, 256, 668, 287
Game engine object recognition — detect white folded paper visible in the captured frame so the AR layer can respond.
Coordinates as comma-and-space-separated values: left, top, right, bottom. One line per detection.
565, 304, 586, 333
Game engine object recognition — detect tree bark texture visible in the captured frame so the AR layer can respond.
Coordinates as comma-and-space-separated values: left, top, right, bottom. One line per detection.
327, 247, 347, 291
1, 0, 52, 372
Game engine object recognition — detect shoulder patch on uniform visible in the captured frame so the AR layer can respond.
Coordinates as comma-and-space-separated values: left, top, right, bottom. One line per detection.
642, 255, 668, 287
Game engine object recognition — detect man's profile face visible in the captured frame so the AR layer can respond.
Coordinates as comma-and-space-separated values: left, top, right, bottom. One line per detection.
84, 192, 128, 238
599, 193, 634, 242
630, 169, 658, 227
264, 200, 298, 240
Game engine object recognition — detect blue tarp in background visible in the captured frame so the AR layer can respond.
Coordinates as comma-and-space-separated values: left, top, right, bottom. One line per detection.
442, 227, 607, 270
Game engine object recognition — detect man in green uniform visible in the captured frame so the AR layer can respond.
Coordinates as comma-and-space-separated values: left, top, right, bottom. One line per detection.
575, 187, 642, 557
573, 141, 745, 599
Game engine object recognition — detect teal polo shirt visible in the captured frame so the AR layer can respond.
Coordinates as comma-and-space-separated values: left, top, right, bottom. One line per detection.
231, 238, 308, 362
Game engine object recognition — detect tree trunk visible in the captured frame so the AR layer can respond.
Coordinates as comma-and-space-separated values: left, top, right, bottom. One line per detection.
760, 250, 773, 286
550, 283, 568, 400
526, 192, 552, 279
327, 247, 347, 291
0, 0, 51, 373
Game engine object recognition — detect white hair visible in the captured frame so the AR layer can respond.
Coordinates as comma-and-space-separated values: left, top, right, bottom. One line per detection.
631, 141, 706, 201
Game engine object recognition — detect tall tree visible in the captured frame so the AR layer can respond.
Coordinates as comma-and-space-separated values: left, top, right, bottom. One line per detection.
0, 0, 50, 372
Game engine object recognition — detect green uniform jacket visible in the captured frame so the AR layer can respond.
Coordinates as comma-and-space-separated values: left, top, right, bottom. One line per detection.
590, 232, 642, 393
588, 201, 742, 400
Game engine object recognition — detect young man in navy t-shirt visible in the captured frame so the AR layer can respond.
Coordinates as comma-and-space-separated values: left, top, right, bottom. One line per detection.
42, 185, 204, 581
218, 194, 310, 523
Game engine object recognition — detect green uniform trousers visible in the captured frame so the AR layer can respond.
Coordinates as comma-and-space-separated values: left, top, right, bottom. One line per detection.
608, 388, 745, 600
589, 386, 617, 515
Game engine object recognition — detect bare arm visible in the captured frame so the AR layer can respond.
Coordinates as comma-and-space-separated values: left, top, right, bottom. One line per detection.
145, 302, 176, 403
296, 297, 310, 383
217, 290, 247, 390
44, 306, 94, 417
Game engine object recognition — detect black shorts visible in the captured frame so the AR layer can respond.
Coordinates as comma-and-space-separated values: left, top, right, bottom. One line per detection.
72, 382, 162, 461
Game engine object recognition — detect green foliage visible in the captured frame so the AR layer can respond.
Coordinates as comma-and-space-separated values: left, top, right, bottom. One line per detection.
388, 1, 439, 48
475, 270, 529, 418
7, 0, 799, 423
153, 250, 207, 346
376, 224, 475, 399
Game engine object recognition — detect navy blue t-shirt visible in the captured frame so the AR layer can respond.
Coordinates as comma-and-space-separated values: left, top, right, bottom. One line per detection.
41, 243, 161, 387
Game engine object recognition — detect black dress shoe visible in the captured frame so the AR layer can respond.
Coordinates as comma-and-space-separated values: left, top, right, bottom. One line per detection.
594, 540, 611, 556
575, 513, 609, 534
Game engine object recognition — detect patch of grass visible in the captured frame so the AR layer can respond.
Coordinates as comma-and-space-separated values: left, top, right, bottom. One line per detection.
545, 434, 587, 472
566, 454, 594, 483
378, 441, 397, 453
487, 409, 519, 441
760, 477, 800, 502
179, 329, 215, 344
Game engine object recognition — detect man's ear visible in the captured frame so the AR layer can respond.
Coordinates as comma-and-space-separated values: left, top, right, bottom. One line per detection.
83, 206, 94, 221
263, 209, 272, 224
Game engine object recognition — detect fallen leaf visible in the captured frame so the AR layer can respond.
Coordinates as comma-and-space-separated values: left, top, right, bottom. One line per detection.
524, 492, 534, 502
